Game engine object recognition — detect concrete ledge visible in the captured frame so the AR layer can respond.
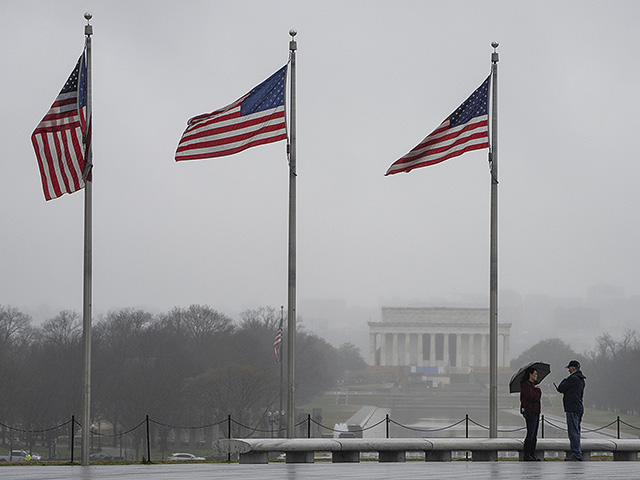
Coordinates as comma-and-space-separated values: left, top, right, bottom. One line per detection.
286, 451, 314, 463
332, 451, 360, 463
230, 437, 640, 463
338, 438, 434, 451
379, 450, 406, 462
238, 450, 269, 464
425, 450, 452, 462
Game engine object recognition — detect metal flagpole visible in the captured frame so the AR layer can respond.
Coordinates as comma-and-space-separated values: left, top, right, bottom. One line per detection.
286, 29, 297, 438
81, 12, 94, 466
489, 41, 499, 439
279, 306, 284, 437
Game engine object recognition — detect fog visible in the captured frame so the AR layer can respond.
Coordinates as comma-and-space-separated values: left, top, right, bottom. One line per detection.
2, 1, 639, 359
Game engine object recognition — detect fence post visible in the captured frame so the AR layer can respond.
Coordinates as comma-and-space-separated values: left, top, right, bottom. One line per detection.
541, 414, 545, 438
227, 414, 232, 462
146, 415, 151, 463
385, 414, 389, 439
617, 416, 620, 439
465, 414, 469, 461
307, 414, 311, 438
70, 415, 75, 463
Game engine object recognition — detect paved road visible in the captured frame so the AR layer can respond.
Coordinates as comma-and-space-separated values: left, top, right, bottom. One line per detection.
1, 462, 639, 479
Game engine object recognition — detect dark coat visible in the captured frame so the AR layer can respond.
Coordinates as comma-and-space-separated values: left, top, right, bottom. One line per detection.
557, 370, 586, 414
520, 379, 542, 414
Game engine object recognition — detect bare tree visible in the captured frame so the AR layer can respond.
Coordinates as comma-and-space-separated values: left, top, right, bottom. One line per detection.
0, 305, 35, 442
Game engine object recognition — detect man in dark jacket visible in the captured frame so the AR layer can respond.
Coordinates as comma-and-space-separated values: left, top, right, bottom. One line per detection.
556, 360, 586, 461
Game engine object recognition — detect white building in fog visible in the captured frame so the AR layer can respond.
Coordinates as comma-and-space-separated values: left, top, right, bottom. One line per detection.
368, 307, 511, 370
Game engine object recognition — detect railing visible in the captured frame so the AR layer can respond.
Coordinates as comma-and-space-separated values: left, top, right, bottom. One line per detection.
1, 414, 639, 462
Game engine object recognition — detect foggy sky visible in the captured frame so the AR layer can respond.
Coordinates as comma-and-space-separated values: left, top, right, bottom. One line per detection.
1, 1, 639, 353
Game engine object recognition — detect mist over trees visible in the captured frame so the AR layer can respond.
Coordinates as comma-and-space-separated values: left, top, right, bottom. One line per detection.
510, 338, 585, 374
0, 304, 364, 439
587, 331, 640, 415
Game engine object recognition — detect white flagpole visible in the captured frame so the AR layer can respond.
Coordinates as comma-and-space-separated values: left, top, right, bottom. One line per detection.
489, 41, 499, 439
81, 12, 94, 466
286, 29, 297, 438
279, 305, 284, 437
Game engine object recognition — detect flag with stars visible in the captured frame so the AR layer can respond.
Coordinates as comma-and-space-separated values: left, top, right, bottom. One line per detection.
273, 325, 283, 364
31, 50, 88, 200
386, 75, 491, 175
175, 65, 288, 161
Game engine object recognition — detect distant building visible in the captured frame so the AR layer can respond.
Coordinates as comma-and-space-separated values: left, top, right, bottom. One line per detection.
368, 307, 511, 372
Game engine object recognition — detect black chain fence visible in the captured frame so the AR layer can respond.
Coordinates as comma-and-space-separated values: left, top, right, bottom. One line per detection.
1, 413, 638, 462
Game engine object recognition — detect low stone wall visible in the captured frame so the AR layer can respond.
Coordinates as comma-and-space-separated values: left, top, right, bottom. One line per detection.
212, 437, 640, 463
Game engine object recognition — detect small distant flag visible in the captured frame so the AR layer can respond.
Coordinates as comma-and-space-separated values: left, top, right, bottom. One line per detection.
175, 65, 288, 161
385, 75, 490, 175
273, 326, 283, 364
31, 50, 89, 200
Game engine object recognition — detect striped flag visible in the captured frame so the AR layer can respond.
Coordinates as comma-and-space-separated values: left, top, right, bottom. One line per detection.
175, 65, 288, 161
386, 75, 490, 175
273, 326, 283, 364
31, 51, 89, 200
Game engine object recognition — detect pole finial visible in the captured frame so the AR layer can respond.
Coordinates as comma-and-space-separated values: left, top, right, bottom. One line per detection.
289, 29, 297, 52
84, 12, 93, 36
491, 42, 499, 63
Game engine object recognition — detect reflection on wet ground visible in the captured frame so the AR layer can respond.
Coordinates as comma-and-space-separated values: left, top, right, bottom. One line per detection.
2, 462, 639, 480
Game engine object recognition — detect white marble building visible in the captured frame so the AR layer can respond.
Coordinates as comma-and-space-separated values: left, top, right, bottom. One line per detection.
368, 307, 511, 371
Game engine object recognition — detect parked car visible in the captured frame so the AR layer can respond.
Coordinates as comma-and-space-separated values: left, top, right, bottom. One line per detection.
167, 453, 205, 461
0, 450, 41, 462
89, 452, 114, 461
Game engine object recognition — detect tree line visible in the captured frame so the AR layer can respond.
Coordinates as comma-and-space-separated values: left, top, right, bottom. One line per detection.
510, 332, 640, 416
0, 304, 366, 448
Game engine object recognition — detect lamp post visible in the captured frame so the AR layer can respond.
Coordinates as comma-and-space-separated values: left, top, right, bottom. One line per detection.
268, 410, 285, 438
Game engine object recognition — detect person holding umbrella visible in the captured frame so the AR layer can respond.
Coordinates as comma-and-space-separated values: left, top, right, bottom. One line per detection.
509, 361, 550, 460
520, 367, 542, 461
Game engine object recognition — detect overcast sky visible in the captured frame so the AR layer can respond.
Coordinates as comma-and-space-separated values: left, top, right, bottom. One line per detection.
1, 1, 639, 327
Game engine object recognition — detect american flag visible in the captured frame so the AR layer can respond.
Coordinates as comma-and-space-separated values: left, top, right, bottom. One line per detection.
386, 75, 491, 175
31, 51, 88, 200
273, 326, 283, 364
175, 65, 288, 161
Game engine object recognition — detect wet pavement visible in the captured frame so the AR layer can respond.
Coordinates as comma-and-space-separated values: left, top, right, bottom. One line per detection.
1, 462, 639, 480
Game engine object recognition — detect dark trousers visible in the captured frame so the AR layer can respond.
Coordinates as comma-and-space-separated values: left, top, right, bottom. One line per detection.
566, 412, 583, 460
523, 412, 540, 459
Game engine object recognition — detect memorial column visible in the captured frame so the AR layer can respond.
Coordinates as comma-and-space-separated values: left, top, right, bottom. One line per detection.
392, 334, 399, 366
443, 333, 449, 366
369, 333, 377, 366
503, 334, 510, 367
430, 334, 436, 365
405, 333, 411, 366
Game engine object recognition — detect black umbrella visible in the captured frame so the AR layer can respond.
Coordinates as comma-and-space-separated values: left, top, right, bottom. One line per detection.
509, 361, 551, 393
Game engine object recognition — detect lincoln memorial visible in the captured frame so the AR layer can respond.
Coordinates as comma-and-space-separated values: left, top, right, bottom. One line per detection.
368, 307, 511, 371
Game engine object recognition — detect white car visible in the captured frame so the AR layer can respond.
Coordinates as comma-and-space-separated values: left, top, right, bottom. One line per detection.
0, 450, 42, 462
167, 453, 205, 461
